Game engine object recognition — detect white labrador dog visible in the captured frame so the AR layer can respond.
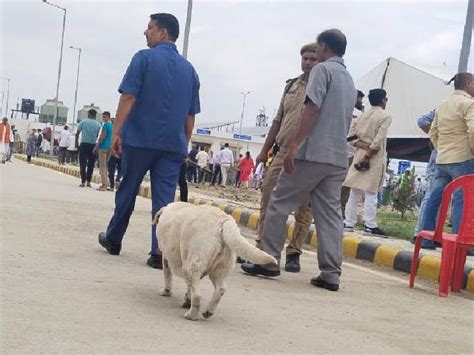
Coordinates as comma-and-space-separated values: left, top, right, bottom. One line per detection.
153, 202, 277, 321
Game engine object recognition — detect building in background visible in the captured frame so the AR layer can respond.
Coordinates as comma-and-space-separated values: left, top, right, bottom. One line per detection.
77, 103, 102, 123
39, 99, 68, 125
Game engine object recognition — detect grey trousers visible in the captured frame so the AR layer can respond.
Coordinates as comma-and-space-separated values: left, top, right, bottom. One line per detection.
260, 160, 347, 284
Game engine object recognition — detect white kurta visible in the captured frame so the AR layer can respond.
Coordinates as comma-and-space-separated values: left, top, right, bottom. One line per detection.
343, 106, 392, 193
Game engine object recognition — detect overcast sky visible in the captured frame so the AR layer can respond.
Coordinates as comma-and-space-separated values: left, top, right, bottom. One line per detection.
1, 0, 472, 127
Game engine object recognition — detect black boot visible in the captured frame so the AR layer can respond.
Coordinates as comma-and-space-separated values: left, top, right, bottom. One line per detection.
284, 253, 301, 273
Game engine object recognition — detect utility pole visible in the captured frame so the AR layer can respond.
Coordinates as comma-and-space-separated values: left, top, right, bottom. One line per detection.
182, 0, 193, 59
70, 46, 82, 132
0, 77, 10, 118
458, 0, 473, 72
43, 0, 67, 155
237, 91, 250, 155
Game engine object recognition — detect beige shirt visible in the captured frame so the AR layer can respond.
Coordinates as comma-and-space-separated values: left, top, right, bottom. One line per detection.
274, 75, 307, 151
429, 90, 474, 164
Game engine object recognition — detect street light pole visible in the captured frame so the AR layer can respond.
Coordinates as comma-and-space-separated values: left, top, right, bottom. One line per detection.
182, 0, 193, 59
237, 91, 250, 155
43, 0, 66, 155
458, 0, 473, 72
0, 77, 10, 118
70, 46, 82, 132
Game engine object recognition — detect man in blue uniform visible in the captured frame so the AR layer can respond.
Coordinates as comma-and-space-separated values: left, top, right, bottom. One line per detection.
98, 13, 200, 269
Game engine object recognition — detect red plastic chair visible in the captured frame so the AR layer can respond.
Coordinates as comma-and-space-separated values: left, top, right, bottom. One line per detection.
409, 174, 474, 297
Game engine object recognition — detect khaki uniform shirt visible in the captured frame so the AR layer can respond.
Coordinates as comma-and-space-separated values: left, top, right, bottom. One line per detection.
343, 106, 392, 193
274, 75, 307, 151
429, 90, 474, 164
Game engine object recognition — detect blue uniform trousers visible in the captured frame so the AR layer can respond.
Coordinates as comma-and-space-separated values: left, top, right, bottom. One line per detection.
106, 145, 182, 254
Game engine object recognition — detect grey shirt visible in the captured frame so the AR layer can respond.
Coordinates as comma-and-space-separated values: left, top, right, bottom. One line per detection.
296, 57, 356, 168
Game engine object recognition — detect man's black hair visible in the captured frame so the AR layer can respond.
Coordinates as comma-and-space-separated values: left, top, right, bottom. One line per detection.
357, 90, 365, 98
316, 29, 347, 56
103, 111, 111, 117
88, 109, 97, 118
368, 89, 387, 106
224, 143, 229, 147
447, 72, 472, 90
150, 13, 179, 42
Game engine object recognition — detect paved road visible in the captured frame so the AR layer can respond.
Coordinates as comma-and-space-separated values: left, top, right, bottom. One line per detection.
1, 160, 473, 353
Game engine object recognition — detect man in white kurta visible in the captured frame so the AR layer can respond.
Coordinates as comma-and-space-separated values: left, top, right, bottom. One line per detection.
343, 89, 392, 236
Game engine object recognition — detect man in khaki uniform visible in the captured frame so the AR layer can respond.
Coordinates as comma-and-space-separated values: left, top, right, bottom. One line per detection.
254, 43, 318, 273
343, 89, 392, 236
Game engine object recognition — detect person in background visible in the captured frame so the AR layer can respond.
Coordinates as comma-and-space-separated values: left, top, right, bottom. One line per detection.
66, 130, 78, 164
343, 89, 392, 236
95, 111, 114, 191
195, 146, 209, 183
207, 150, 215, 183
234, 154, 243, 187
419, 72, 474, 249
26, 130, 37, 163
6, 124, 15, 162
218, 143, 234, 187
212, 147, 223, 185
239, 151, 255, 188
0, 117, 11, 164
412, 109, 437, 245
35, 129, 43, 157
341, 90, 365, 218
58, 125, 71, 165
187, 145, 198, 183
76, 109, 101, 188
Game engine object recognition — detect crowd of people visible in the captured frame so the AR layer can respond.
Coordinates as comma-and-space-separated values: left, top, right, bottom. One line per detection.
183, 144, 264, 189
4, 12, 472, 291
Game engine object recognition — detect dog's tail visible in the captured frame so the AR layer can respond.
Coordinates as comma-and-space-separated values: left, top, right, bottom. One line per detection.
152, 207, 166, 225
222, 219, 277, 265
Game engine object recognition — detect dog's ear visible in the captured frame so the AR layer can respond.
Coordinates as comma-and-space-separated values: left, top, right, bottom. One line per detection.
152, 208, 165, 225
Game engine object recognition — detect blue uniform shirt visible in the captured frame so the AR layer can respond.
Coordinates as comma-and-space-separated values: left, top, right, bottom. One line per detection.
119, 42, 200, 155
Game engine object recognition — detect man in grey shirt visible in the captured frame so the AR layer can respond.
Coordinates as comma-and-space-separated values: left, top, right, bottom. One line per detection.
242, 29, 356, 291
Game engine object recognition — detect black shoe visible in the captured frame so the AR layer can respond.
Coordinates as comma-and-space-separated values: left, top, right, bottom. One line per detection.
284, 253, 301, 273
364, 225, 387, 237
147, 254, 163, 269
98, 232, 121, 255
241, 262, 280, 277
310, 276, 339, 292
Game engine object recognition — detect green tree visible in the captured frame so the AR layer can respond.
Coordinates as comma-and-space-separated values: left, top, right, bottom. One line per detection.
391, 167, 418, 220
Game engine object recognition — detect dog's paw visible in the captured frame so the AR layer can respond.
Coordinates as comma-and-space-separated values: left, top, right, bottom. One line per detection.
182, 298, 191, 308
160, 289, 172, 297
202, 310, 214, 319
184, 310, 199, 321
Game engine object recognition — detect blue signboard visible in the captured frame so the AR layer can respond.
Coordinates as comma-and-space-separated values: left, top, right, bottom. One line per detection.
196, 128, 211, 135
397, 160, 411, 175
233, 133, 252, 141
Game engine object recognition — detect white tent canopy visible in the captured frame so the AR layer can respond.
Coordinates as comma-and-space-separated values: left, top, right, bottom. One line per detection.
356, 57, 454, 139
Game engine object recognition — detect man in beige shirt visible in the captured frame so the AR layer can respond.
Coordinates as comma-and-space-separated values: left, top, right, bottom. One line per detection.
420, 72, 474, 248
253, 43, 318, 272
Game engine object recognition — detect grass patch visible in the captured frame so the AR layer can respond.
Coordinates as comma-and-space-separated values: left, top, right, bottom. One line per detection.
354, 210, 418, 241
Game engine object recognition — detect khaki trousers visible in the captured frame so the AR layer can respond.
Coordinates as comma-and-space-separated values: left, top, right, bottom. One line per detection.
257, 151, 313, 255
98, 149, 110, 188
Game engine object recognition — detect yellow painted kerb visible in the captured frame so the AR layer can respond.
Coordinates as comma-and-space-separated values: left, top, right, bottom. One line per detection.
373, 245, 401, 268
247, 212, 259, 230
417, 255, 440, 282
466, 270, 474, 293
231, 208, 242, 223
342, 235, 361, 257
